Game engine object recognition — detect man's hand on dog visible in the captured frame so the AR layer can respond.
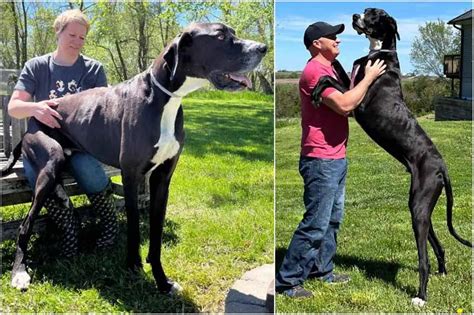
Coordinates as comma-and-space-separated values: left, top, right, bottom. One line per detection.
364, 59, 387, 83
32, 99, 62, 128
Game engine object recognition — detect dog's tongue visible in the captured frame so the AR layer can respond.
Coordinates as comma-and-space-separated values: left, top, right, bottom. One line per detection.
229, 73, 252, 89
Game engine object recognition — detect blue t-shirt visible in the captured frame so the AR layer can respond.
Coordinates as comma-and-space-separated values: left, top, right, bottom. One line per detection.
14, 53, 107, 102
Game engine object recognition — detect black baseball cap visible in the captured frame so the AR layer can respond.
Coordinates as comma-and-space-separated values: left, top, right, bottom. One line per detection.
304, 22, 345, 48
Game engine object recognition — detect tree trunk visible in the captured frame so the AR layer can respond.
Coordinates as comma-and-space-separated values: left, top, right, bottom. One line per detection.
115, 40, 128, 80
134, 2, 148, 72
249, 72, 256, 92
98, 44, 122, 82
9, 2, 21, 69
157, 2, 167, 50
20, 0, 27, 68
257, 71, 273, 95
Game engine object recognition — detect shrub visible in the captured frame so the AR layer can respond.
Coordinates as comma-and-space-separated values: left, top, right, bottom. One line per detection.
276, 82, 300, 118
402, 76, 455, 116
276, 71, 301, 79
276, 76, 456, 119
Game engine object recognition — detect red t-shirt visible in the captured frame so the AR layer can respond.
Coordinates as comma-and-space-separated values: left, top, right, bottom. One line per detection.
299, 59, 348, 159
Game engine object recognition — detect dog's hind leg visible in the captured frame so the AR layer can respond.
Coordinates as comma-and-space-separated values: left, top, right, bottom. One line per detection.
11, 137, 66, 290
408, 165, 444, 306
428, 221, 446, 275
122, 170, 144, 271
146, 156, 182, 294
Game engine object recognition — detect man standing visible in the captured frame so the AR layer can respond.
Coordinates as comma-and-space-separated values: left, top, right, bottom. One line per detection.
276, 21, 386, 298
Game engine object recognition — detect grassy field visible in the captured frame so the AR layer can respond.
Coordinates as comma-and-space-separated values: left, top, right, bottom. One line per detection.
0, 90, 274, 313
275, 117, 472, 313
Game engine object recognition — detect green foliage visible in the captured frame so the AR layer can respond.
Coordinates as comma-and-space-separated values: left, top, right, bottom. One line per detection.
276, 118, 472, 313
216, 1, 274, 93
410, 20, 461, 77
275, 83, 300, 118
0, 2, 22, 69
276, 76, 455, 118
0, 1, 273, 93
276, 71, 300, 79
402, 76, 454, 115
1, 91, 273, 312
29, 6, 57, 57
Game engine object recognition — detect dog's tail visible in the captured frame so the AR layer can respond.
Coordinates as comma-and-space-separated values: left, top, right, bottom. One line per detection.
1, 140, 22, 177
443, 168, 472, 247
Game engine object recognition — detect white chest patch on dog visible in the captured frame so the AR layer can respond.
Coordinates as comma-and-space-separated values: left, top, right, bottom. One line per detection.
368, 36, 383, 50
149, 77, 207, 172
150, 97, 182, 168
177, 77, 208, 95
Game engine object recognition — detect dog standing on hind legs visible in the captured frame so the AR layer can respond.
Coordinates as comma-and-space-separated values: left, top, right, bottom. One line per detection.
2, 22, 267, 293
312, 8, 472, 306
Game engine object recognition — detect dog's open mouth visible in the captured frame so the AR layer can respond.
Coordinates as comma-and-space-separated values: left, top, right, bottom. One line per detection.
227, 73, 252, 88
208, 72, 252, 91
352, 22, 365, 35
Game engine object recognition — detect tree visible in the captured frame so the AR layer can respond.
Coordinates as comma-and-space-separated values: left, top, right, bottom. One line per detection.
29, 5, 57, 58
1, 1, 273, 93
410, 19, 460, 77
217, 1, 274, 94
6, 1, 28, 69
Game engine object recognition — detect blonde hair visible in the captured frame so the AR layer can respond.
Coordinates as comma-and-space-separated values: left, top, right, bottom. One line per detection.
53, 9, 89, 35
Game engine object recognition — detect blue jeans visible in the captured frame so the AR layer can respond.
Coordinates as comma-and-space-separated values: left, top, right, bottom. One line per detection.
23, 152, 109, 195
276, 156, 347, 291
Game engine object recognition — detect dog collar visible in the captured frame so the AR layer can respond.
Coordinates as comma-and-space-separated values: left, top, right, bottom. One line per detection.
368, 49, 396, 57
149, 68, 183, 99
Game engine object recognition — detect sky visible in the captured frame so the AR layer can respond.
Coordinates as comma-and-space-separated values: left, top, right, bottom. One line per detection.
275, 1, 472, 75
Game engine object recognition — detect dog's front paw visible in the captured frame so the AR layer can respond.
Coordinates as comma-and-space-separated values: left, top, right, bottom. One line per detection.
168, 281, 183, 295
411, 297, 426, 307
11, 270, 31, 290
159, 280, 183, 296
127, 257, 143, 272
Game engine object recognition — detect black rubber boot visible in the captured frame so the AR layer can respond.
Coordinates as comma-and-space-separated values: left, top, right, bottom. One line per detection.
87, 182, 118, 249
44, 195, 79, 258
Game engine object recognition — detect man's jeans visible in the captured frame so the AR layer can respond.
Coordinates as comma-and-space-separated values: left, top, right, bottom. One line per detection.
23, 152, 109, 194
276, 156, 347, 291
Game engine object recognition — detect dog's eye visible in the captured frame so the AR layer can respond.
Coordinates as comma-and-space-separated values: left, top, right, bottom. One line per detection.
217, 33, 225, 40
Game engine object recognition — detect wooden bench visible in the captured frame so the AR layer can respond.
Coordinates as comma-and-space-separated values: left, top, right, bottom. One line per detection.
0, 95, 150, 241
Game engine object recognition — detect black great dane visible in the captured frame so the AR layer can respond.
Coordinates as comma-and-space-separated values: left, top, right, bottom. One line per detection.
312, 8, 472, 306
3, 23, 267, 293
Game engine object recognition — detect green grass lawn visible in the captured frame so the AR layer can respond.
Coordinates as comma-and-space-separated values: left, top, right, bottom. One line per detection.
1, 90, 274, 313
276, 117, 472, 313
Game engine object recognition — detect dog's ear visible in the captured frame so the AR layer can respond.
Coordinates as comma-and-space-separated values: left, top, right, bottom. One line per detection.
387, 16, 400, 41
163, 32, 192, 80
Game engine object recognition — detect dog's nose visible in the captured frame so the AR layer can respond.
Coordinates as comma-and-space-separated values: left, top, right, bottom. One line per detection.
353, 14, 360, 21
257, 44, 267, 55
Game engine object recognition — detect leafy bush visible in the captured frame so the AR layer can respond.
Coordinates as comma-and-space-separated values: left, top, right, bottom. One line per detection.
402, 76, 455, 115
276, 71, 301, 79
276, 76, 457, 118
276, 83, 300, 118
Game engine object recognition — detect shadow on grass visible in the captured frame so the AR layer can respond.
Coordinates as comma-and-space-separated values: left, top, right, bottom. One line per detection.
276, 247, 416, 297
183, 103, 273, 162
224, 288, 267, 313
2, 215, 200, 312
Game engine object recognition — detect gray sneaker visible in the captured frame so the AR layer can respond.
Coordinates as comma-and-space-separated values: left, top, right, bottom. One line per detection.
309, 272, 351, 284
327, 273, 350, 284
280, 285, 313, 298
